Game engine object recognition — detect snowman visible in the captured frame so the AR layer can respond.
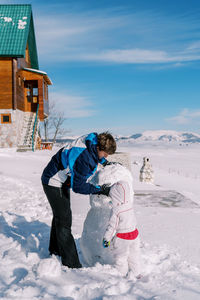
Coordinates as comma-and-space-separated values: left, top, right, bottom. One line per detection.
139, 157, 154, 183
80, 163, 134, 266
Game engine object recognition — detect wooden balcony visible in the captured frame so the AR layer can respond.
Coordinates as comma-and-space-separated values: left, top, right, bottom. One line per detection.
18, 68, 52, 121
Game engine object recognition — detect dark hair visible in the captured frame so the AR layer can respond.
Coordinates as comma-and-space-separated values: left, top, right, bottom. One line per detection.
97, 131, 116, 154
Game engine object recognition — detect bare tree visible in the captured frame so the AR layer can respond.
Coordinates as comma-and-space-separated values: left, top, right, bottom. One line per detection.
43, 118, 49, 142
51, 110, 68, 144
41, 101, 69, 143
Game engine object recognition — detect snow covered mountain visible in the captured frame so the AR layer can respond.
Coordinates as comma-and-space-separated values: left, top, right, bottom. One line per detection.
116, 130, 200, 144
53, 130, 200, 145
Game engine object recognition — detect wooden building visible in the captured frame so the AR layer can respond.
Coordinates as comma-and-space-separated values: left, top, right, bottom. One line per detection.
0, 4, 52, 150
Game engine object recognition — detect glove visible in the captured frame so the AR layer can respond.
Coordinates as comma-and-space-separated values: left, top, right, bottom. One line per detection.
98, 184, 111, 196
103, 239, 110, 248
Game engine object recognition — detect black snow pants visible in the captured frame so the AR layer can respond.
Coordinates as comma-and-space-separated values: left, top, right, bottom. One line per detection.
42, 184, 82, 268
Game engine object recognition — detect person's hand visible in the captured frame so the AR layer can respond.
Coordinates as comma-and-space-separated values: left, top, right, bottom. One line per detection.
98, 184, 111, 196
102, 239, 110, 248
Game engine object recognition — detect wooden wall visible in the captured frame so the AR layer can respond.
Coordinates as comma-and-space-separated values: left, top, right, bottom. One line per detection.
38, 79, 44, 121
16, 66, 26, 111
0, 54, 49, 121
17, 44, 31, 70
0, 58, 13, 109
12, 59, 17, 110
0, 56, 30, 111
16, 53, 31, 111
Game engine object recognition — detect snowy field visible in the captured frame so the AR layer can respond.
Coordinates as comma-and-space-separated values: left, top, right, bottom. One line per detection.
0, 143, 200, 300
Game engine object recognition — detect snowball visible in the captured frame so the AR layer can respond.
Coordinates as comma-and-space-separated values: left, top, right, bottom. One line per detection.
36, 256, 61, 277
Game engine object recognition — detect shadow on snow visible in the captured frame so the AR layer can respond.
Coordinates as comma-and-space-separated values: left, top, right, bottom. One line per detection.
0, 211, 50, 259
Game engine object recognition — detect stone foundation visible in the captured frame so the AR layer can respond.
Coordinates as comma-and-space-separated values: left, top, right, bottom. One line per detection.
0, 109, 24, 148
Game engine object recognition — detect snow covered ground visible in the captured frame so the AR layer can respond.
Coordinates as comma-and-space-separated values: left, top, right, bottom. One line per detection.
0, 143, 200, 300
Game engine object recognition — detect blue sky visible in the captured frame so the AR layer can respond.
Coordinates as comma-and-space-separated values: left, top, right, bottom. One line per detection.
2, 0, 200, 135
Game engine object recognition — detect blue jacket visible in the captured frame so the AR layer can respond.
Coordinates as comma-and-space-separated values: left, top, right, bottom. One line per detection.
41, 133, 107, 194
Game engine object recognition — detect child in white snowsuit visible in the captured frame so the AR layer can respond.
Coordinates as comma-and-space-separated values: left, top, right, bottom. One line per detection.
103, 180, 141, 278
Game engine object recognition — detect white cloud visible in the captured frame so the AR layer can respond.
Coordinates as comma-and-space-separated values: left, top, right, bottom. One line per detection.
187, 41, 200, 51
38, 44, 200, 64
34, 11, 126, 56
50, 92, 96, 118
167, 109, 200, 125
76, 49, 169, 63
73, 48, 200, 64
33, 7, 200, 65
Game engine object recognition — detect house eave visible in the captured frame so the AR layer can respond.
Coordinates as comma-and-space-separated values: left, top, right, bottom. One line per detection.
0, 55, 24, 58
23, 67, 52, 85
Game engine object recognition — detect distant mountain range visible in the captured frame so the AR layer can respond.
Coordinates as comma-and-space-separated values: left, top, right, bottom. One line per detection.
115, 130, 200, 144
53, 130, 200, 145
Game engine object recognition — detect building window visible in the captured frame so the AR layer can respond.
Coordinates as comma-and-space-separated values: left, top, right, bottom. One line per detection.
1, 114, 11, 124
33, 87, 38, 96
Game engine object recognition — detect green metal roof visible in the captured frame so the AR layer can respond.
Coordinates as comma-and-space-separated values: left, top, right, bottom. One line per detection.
0, 4, 39, 69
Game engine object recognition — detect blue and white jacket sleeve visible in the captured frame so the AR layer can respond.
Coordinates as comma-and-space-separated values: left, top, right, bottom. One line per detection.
73, 172, 101, 194
99, 157, 108, 166
72, 156, 101, 195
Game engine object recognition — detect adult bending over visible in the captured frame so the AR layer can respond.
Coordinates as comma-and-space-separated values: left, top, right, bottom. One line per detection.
41, 132, 116, 268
